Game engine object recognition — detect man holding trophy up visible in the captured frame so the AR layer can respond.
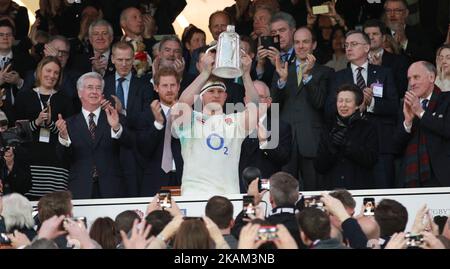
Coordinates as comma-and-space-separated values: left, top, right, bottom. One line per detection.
172, 26, 260, 196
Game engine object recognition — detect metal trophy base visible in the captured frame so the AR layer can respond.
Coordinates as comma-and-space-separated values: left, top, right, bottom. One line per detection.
212, 67, 243, 79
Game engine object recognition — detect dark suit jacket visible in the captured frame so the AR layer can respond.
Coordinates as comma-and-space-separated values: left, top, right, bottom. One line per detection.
71, 49, 116, 78
136, 110, 183, 196
232, 206, 303, 248
57, 111, 132, 199
382, 51, 409, 98
0, 48, 35, 126
393, 87, 450, 187
103, 74, 153, 196
314, 116, 378, 190
103, 74, 153, 128
326, 64, 398, 154
239, 115, 292, 182
272, 61, 333, 158
403, 25, 434, 63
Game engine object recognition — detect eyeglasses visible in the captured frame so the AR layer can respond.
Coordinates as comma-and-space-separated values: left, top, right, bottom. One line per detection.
384, 8, 406, 14
344, 42, 368, 49
0, 33, 13, 38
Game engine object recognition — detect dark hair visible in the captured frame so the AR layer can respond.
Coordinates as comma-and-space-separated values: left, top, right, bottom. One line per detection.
336, 84, 364, 107
153, 66, 181, 86
173, 219, 214, 249
145, 210, 173, 237
37, 191, 72, 223
374, 199, 408, 238
115, 210, 140, 235
35, 56, 63, 88
329, 189, 356, 210
0, 19, 15, 36
295, 26, 317, 43
296, 208, 331, 241
89, 217, 117, 249
205, 196, 234, 229
345, 30, 371, 45
269, 172, 299, 206
363, 19, 389, 36
182, 24, 206, 48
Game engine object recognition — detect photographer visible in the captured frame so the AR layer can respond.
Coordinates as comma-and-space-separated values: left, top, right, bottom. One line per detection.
231, 172, 302, 247
0, 111, 31, 196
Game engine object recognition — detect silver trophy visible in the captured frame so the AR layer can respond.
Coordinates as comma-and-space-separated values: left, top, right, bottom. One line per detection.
206, 25, 242, 79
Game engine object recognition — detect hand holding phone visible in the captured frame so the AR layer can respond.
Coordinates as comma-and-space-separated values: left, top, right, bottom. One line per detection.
257, 226, 278, 241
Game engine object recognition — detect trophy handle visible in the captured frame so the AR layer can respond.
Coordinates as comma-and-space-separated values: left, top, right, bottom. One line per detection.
205, 44, 217, 55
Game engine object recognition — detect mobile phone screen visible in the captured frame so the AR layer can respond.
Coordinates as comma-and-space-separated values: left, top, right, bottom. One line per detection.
159, 190, 172, 208
243, 195, 255, 217
363, 198, 375, 216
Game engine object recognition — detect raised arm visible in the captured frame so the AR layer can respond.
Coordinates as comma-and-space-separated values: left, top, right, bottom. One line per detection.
242, 52, 260, 132
178, 52, 215, 106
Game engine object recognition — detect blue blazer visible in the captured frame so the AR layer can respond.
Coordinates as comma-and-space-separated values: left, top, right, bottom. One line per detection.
57, 111, 132, 199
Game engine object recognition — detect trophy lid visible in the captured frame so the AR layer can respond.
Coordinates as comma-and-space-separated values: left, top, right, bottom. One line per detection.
226, 25, 235, 32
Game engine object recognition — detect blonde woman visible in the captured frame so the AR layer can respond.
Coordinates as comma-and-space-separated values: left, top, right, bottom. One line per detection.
435, 45, 450, 91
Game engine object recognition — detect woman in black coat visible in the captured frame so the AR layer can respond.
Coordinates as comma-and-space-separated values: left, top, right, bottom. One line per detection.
314, 84, 378, 190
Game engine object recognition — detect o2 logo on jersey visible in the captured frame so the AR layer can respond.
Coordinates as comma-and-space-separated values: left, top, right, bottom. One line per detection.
206, 133, 229, 155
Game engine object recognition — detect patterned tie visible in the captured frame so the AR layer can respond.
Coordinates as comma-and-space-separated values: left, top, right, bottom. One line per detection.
0, 57, 7, 69
88, 113, 96, 139
88, 113, 98, 178
281, 53, 289, 63
161, 109, 173, 173
356, 67, 366, 91
297, 63, 303, 86
117, 77, 126, 109
421, 99, 429, 110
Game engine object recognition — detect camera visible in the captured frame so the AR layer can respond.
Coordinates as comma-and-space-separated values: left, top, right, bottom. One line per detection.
303, 195, 325, 211
0, 233, 11, 245
363, 198, 376, 216
159, 190, 172, 209
257, 226, 278, 241
405, 233, 424, 247
260, 35, 281, 51
306, 0, 331, 15
258, 178, 270, 192
243, 195, 256, 218
64, 217, 87, 229
0, 120, 33, 158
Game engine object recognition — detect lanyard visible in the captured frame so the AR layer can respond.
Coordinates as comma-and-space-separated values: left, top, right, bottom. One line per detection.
36, 88, 53, 111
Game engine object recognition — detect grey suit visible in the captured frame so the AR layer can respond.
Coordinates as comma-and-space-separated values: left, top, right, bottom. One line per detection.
271, 60, 334, 190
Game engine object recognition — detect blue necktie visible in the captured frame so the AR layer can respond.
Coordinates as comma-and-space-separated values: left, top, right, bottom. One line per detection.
117, 77, 126, 109
421, 99, 428, 110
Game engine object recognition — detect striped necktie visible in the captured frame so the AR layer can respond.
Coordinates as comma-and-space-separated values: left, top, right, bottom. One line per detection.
356, 66, 366, 91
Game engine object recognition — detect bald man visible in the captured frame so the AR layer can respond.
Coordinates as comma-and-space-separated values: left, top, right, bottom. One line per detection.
394, 61, 450, 187
238, 80, 292, 190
